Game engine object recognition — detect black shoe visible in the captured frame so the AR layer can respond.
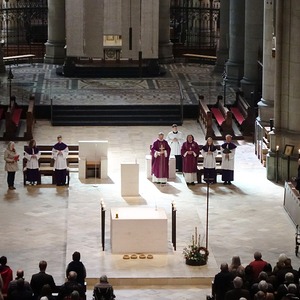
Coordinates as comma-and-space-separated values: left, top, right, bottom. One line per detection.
228, 181, 232, 185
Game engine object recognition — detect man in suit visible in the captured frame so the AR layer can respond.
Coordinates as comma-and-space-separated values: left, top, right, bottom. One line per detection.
30, 261, 56, 300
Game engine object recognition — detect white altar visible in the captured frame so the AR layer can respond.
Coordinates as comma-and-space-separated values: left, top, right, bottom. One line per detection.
145, 154, 176, 179
121, 163, 139, 196
78, 140, 108, 179
110, 207, 168, 253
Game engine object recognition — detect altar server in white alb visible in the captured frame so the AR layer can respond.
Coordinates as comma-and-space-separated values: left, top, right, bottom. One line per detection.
166, 124, 184, 172
24, 139, 41, 185
201, 137, 218, 184
221, 134, 237, 185
52, 135, 69, 186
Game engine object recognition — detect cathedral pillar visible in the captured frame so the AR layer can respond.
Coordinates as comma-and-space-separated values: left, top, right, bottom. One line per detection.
44, 0, 66, 64
267, 0, 300, 182
257, 0, 275, 125
158, 0, 173, 63
215, 0, 229, 72
225, 0, 245, 90
240, 0, 263, 105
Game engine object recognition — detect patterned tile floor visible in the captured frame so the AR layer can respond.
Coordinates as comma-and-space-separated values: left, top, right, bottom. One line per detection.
0, 63, 235, 106
0, 63, 297, 299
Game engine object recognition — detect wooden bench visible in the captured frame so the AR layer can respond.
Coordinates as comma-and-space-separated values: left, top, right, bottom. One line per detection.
198, 95, 216, 139
23, 144, 78, 185
3, 54, 35, 65
183, 53, 217, 64
229, 91, 255, 135
25, 98, 35, 140
23, 159, 70, 186
5, 99, 23, 139
0, 107, 5, 120
37, 144, 79, 165
210, 96, 234, 137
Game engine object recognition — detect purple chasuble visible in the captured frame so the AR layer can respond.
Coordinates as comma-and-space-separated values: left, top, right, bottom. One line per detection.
181, 141, 200, 173
151, 139, 171, 178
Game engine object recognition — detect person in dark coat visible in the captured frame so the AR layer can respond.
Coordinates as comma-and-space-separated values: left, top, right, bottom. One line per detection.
66, 251, 86, 286
30, 261, 56, 300
213, 263, 234, 300
10, 278, 33, 300
57, 271, 85, 300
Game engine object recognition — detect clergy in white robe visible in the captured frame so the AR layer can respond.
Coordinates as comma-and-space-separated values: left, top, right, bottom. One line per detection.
52, 135, 69, 186
201, 137, 218, 183
24, 139, 40, 185
221, 135, 237, 185
166, 124, 184, 172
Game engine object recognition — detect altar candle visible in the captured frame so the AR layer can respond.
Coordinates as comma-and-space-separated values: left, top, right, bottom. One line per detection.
298, 149, 300, 159
276, 145, 279, 152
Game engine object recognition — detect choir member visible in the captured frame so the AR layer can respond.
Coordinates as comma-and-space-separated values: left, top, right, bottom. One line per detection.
221, 134, 237, 185
201, 137, 217, 184
24, 139, 40, 185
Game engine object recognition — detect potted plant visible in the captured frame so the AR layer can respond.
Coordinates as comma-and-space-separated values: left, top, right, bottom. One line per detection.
183, 227, 209, 266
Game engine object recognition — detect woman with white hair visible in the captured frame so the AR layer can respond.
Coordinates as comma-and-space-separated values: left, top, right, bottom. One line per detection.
4, 141, 19, 190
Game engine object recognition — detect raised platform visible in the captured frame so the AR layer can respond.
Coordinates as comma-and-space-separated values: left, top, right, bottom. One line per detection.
60, 60, 165, 78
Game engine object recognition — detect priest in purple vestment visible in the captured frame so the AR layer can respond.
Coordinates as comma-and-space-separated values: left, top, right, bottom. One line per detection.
151, 132, 171, 184
181, 134, 200, 185
52, 135, 69, 186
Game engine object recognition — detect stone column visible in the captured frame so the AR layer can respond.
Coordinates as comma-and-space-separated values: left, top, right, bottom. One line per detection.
257, 0, 275, 125
158, 0, 173, 63
279, 0, 300, 133
240, 0, 263, 105
44, 0, 66, 64
215, 0, 229, 72
225, 0, 245, 89
267, 0, 300, 181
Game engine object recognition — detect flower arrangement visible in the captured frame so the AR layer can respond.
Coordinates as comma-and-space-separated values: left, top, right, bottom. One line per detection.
183, 227, 209, 265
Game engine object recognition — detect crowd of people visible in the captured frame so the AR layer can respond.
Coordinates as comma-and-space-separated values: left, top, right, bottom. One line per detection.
213, 251, 300, 300
151, 124, 237, 185
0, 252, 115, 300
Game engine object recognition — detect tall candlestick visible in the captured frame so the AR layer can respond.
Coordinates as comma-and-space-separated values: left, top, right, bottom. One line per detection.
276, 146, 279, 183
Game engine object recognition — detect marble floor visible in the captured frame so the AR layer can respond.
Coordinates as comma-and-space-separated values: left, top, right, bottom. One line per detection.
0, 120, 297, 300
0, 63, 298, 299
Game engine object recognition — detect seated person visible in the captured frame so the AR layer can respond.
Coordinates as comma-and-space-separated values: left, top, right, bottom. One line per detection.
93, 275, 115, 300
57, 271, 85, 300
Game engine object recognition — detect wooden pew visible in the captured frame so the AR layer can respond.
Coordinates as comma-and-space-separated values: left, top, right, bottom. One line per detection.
182, 53, 217, 64
198, 95, 217, 139
229, 91, 255, 135
5, 99, 23, 139
210, 96, 234, 137
25, 97, 35, 140
3, 54, 35, 65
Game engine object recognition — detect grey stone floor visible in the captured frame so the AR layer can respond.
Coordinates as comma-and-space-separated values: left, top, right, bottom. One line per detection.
0, 120, 297, 300
0, 63, 297, 299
